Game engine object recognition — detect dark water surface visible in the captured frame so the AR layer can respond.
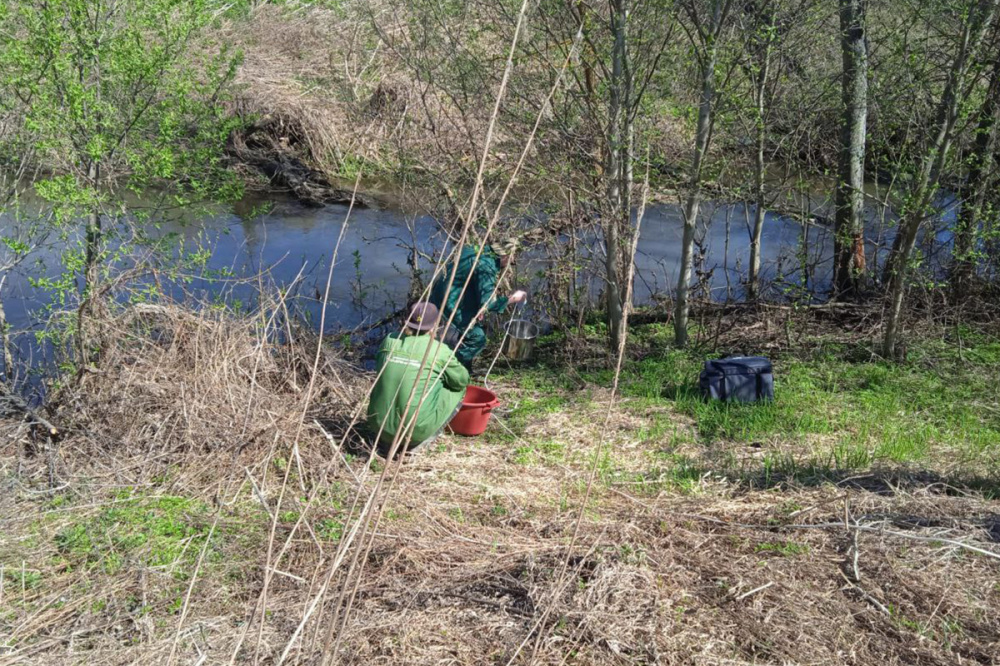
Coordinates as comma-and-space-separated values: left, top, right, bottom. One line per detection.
0, 185, 958, 393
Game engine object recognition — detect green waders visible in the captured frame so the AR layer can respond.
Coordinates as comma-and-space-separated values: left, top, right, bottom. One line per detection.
430, 245, 509, 370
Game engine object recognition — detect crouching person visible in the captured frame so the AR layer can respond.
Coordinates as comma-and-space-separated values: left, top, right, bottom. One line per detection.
366, 302, 469, 458
430, 238, 528, 372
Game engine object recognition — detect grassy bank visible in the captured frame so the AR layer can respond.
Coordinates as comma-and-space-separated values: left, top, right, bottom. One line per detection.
1, 305, 999, 664
490, 319, 1000, 495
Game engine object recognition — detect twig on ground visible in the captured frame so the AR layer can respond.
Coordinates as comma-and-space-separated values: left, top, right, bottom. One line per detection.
839, 571, 891, 615
734, 581, 774, 601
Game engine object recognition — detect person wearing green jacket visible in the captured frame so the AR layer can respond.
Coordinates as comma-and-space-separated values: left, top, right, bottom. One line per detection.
430, 239, 528, 371
366, 302, 469, 457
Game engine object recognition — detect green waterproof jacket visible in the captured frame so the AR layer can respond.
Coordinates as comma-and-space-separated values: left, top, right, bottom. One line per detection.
366, 332, 469, 445
430, 245, 509, 326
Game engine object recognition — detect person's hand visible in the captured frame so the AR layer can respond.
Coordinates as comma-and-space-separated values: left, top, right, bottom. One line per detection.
477, 310, 486, 322
509, 290, 528, 305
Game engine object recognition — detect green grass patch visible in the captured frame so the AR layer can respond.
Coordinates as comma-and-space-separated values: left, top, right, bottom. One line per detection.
54, 492, 216, 577
512, 439, 566, 466
522, 323, 1000, 491
511, 394, 570, 419
1, 567, 43, 590
607, 454, 709, 495
636, 332, 996, 471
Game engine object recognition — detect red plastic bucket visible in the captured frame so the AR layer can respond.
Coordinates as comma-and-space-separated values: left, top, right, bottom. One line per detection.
447, 385, 500, 436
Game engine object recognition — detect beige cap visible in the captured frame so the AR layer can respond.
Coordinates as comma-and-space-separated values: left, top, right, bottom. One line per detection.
492, 237, 520, 257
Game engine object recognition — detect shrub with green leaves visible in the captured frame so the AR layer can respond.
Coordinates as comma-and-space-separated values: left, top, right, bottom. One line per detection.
0, 0, 243, 365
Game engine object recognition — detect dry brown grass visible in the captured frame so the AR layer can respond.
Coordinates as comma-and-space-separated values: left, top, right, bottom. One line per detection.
218, 2, 695, 216
2, 302, 999, 665
221, 5, 358, 173
219, 2, 473, 185
218, 3, 431, 199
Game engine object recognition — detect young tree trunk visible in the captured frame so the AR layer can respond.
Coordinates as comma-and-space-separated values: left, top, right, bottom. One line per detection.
78, 161, 101, 367
605, 0, 631, 352
882, 0, 998, 358
0, 287, 13, 387
675, 0, 726, 347
622, 10, 635, 332
951, 53, 1000, 298
747, 4, 774, 301
833, 0, 869, 299
85, 213, 101, 295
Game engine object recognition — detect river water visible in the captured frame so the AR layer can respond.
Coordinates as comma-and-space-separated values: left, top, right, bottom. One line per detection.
0, 185, 958, 391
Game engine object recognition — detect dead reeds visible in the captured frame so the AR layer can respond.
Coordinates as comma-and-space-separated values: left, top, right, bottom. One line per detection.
221, 5, 356, 174
2, 295, 1000, 664
3, 2, 1000, 661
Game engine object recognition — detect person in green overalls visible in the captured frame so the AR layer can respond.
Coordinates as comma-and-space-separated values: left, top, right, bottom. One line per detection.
430, 238, 528, 371
366, 302, 469, 457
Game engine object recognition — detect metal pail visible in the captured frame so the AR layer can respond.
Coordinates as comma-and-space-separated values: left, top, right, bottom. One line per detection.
503, 319, 539, 361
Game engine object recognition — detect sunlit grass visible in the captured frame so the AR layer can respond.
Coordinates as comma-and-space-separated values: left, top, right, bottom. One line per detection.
493, 323, 1000, 492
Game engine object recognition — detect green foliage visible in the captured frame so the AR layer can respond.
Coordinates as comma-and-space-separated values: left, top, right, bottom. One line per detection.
1, 567, 43, 590
2, 0, 241, 193
0, 0, 244, 360
615, 543, 647, 566
316, 518, 344, 541
54, 493, 214, 576
336, 153, 379, 181
279, 511, 301, 523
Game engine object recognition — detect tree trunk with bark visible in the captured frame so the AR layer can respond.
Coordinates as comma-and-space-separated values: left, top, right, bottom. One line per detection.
833, 0, 869, 299
605, 0, 632, 352
0, 291, 13, 386
747, 3, 775, 301
951, 52, 1000, 298
675, 0, 728, 347
78, 160, 102, 367
882, 0, 998, 358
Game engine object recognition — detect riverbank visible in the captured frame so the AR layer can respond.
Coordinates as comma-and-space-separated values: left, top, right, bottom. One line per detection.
1, 301, 998, 664
222, 3, 445, 205
221, 3, 694, 208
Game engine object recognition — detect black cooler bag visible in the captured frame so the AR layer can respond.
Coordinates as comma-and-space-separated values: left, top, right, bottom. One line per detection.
699, 356, 774, 403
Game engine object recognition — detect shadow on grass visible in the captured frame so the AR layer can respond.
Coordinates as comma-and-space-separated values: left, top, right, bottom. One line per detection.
631, 449, 1000, 502
314, 415, 373, 459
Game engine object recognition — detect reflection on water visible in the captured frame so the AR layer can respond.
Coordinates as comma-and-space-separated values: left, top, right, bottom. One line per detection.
0, 185, 958, 390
